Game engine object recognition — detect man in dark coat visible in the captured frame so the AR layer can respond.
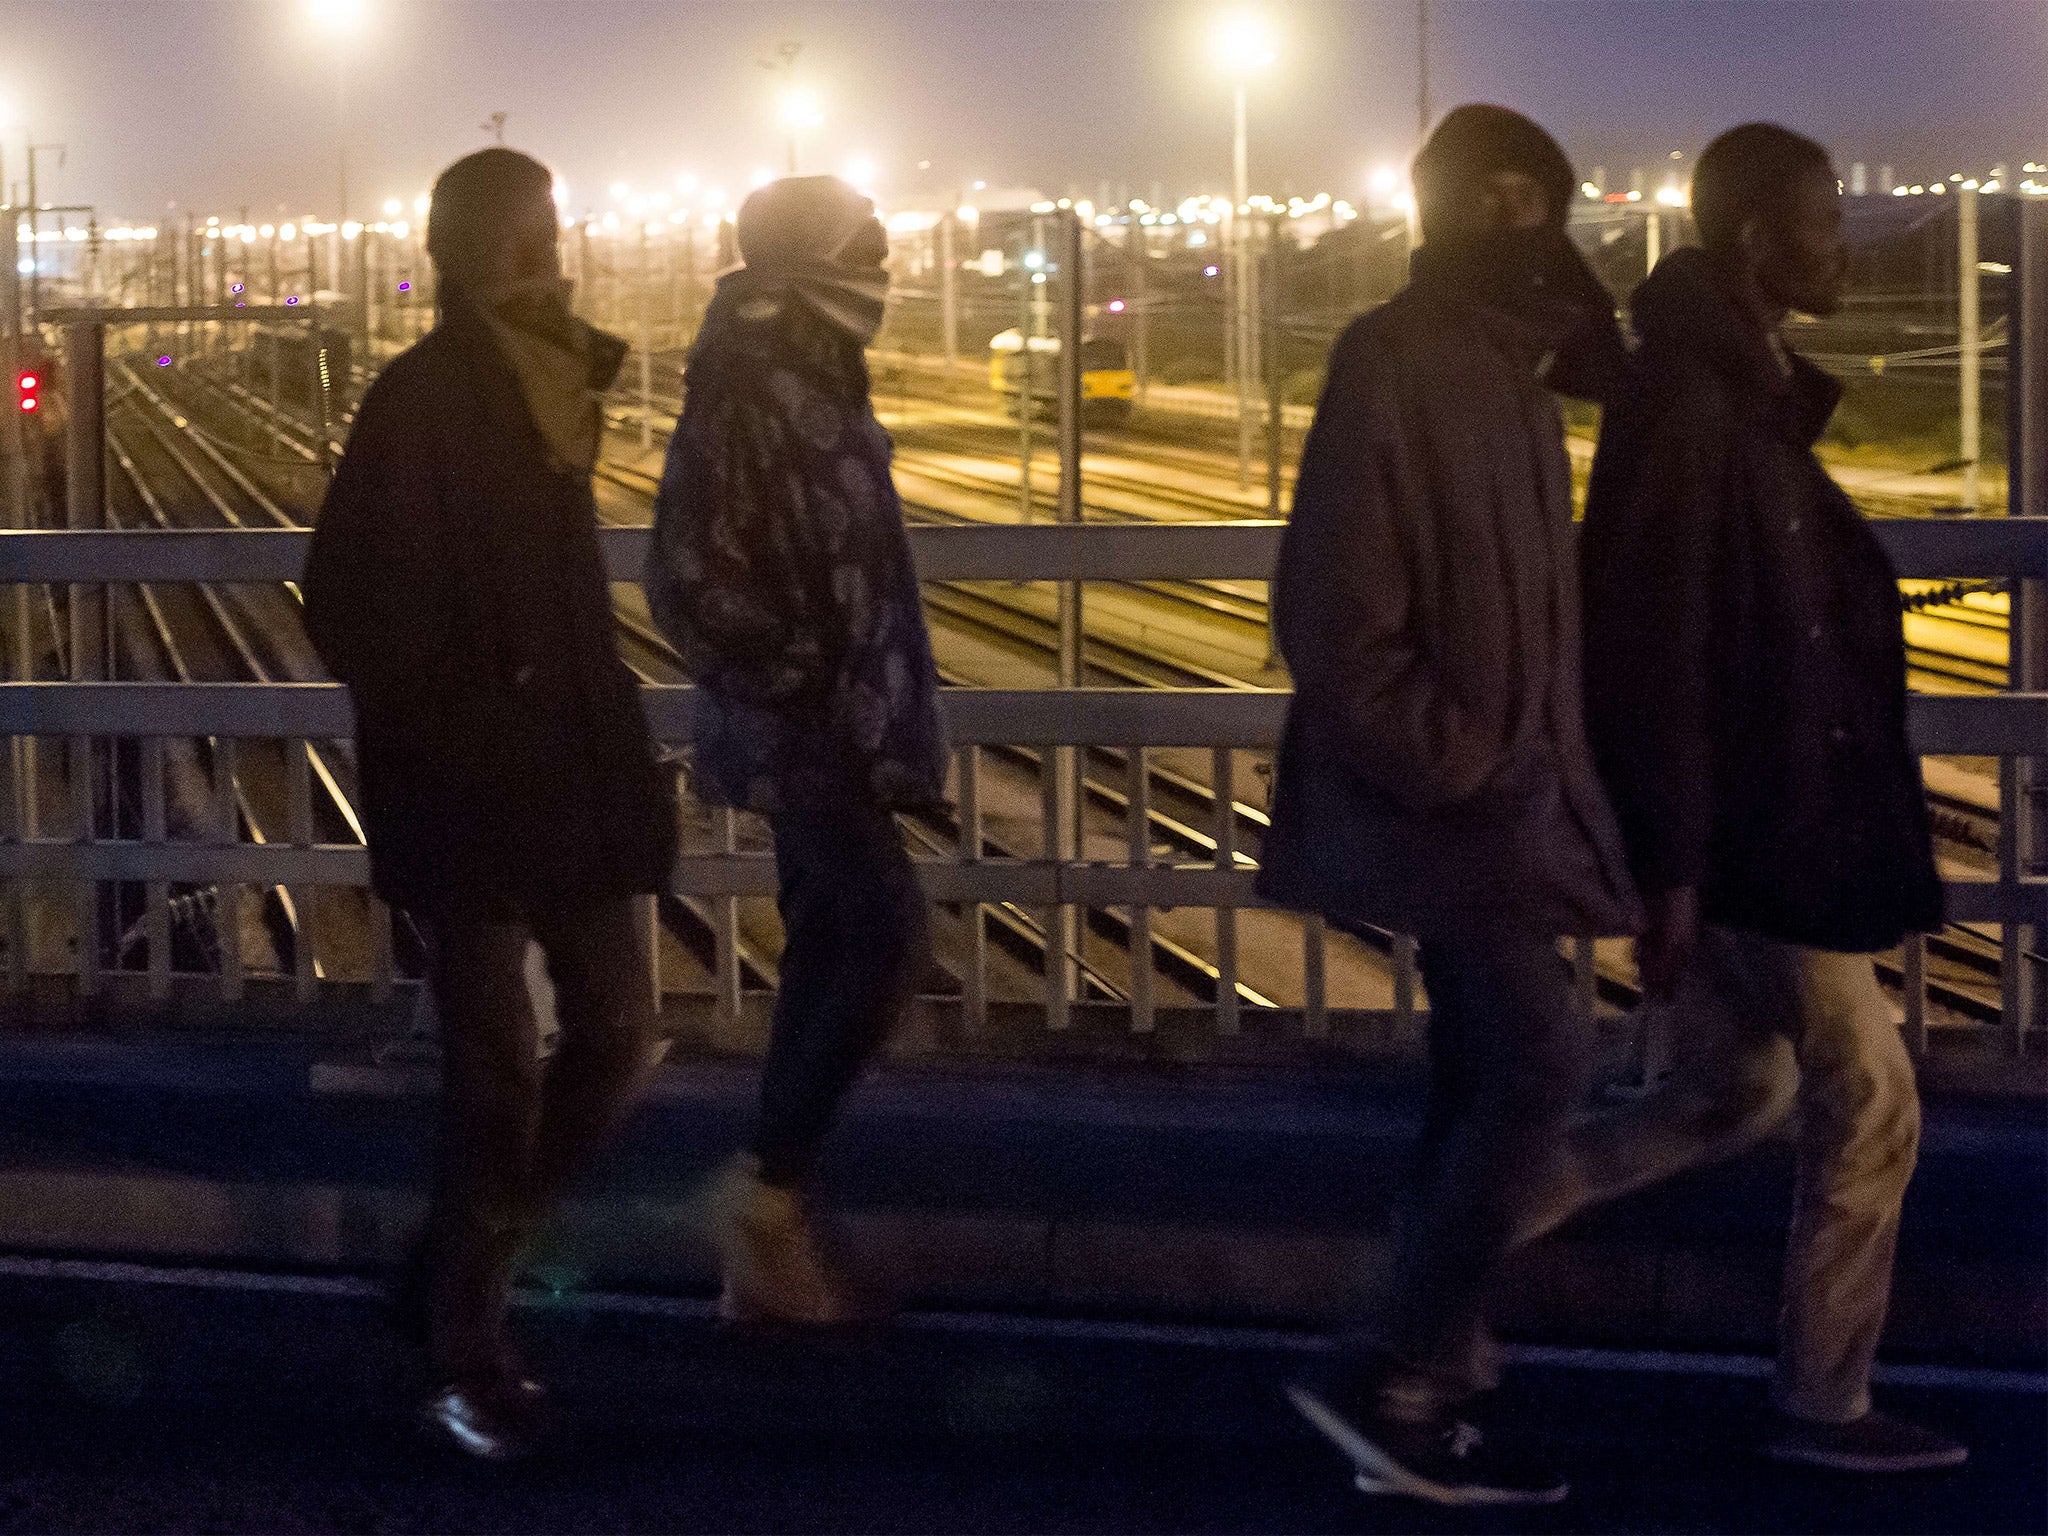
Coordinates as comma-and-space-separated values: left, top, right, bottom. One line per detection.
1558, 123, 1963, 1474
1261, 105, 1639, 1507
303, 147, 677, 1459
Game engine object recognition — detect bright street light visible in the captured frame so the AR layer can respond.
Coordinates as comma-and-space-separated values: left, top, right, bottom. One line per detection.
1211, 12, 1278, 74
777, 88, 823, 175
843, 156, 877, 190
307, 0, 368, 33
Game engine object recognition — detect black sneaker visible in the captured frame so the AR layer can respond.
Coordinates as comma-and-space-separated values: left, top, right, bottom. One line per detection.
1764, 1409, 1968, 1474
1287, 1382, 1569, 1506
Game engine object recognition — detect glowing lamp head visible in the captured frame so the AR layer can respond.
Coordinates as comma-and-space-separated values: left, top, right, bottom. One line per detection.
307, 0, 368, 35
778, 89, 824, 132
1211, 13, 1278, 74
1106, 299, 1126, 313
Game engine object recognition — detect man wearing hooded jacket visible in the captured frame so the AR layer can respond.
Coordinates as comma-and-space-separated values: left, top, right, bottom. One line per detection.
1563, 123, 1965, 1475
304, 147, 677, 1460
1259, 105, 1639, 1506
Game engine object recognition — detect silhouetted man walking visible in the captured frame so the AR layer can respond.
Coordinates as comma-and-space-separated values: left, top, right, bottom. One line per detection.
304, 147, 677, 1459
1564, 123, 1965, 1474
1259, 105, 1638, 1505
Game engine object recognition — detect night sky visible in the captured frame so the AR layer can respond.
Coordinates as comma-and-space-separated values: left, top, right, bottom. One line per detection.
1, 0, 2037, 222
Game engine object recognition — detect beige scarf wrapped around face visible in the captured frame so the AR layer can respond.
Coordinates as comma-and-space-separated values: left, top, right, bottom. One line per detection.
475, 276, 628, 473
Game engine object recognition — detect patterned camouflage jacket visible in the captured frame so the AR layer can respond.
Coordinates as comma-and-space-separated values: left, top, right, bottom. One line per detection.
645, 296, 948, 813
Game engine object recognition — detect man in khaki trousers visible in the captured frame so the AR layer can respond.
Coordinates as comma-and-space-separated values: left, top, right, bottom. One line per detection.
1571, 122, 1965, 1474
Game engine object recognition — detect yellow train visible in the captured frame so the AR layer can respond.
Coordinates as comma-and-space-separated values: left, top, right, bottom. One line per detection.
988, 329, 1134, 427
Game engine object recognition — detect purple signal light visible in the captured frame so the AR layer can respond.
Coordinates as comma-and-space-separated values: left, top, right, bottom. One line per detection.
230, 283, 245, 295
1203, 265, 1220, 278
156, 356, 172, 367
397, 281, 411, 292
285, 295, 300, 305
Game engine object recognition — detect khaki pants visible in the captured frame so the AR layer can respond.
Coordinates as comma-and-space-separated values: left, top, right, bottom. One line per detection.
1530, 926, 1922, 1422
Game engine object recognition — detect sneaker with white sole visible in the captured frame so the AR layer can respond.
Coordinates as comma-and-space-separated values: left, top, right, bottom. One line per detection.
1765, 1409, 1968, 1474
1287, 1382, 1569, 1507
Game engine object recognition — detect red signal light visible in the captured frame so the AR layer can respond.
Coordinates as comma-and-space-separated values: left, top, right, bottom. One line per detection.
14, 370, 39, 413
19, 374, 37, 391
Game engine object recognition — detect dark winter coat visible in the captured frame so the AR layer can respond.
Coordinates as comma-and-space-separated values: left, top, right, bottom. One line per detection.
1580, 248, 1942, 953
302, 307, 677, 914
1256, 267, 1642, 940
644, 288, 947, 814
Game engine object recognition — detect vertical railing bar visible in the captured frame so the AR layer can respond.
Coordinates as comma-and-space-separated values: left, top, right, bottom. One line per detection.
69, 732, 98, 997
1211, 746, 1239, 1035
1393, 932, 1418, 1041
3, 727, 30, 992
1303, 913, 1328, 1040
2000, 754, 2024, 1054
715, 805, 743, 1046
1042, 751, 1071, 1032
1126, 745, 1154, 1035
143, 735, 170, 1000
1902, 932, 1928, 1055
959, 745, 987, 1036
213, 737, 244, 1001
286, 737, 315, 1003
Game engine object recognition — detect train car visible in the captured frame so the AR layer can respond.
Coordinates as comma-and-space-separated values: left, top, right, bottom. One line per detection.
247, 322, 354, 418
988, 329, 1134, 427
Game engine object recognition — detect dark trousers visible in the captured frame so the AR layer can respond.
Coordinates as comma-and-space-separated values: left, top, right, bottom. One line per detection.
1376, 928, 1594, 1404
421, 896, 665, 1380
753, 793, 930, 1186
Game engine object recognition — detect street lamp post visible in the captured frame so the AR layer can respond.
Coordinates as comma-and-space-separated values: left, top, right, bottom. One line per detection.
1212, 14, 1275, 491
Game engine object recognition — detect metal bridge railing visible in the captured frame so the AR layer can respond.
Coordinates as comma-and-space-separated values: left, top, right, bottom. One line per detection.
1, 519, 2043, 1059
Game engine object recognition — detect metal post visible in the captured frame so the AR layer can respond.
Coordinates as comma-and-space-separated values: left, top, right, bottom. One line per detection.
0, 212, 22, 532
1264, 215, 1285, 516
1051, 207, 1086, 1022
1130, 223, 1150, 405
1017, 229, 1036, 522
638, 220, 653, 451
2007, 194, 2047, 1045
65, 322, 105, 670
939, 209, 958, 386
1960, 182, 1982, 510
64, 320, 106, 991
24, 146, 37, 325
1232, 82, 1252, 491
1646, 206, 1662, 277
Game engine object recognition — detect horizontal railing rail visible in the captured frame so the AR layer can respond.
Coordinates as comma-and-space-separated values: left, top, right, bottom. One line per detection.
4, 517, 2045, 585
3, 521, 2041, 1054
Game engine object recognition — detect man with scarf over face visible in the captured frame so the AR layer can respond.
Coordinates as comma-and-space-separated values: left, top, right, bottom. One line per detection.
1258, 105, 1638, 1506
646, 176, 945, 1327
304, 148, 677, 1459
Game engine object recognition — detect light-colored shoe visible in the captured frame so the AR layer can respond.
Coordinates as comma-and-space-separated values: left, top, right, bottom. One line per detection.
1765, 1409, 1968, 1473
705, 1155, 882, 1328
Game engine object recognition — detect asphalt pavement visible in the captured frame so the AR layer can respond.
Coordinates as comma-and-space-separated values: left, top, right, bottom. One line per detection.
0, 1259, 2037, 1535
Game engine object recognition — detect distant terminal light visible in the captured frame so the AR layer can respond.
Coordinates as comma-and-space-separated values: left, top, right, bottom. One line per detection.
398, 281, 412, 291
1203, 264, 1220, 277
230, 283, 245, 294
1106, 299, 1126, 313
156, 356, 172, 367
286, 296, 301, 305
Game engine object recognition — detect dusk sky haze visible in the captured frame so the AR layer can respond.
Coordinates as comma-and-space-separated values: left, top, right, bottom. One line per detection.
0, 0, 2037, 221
